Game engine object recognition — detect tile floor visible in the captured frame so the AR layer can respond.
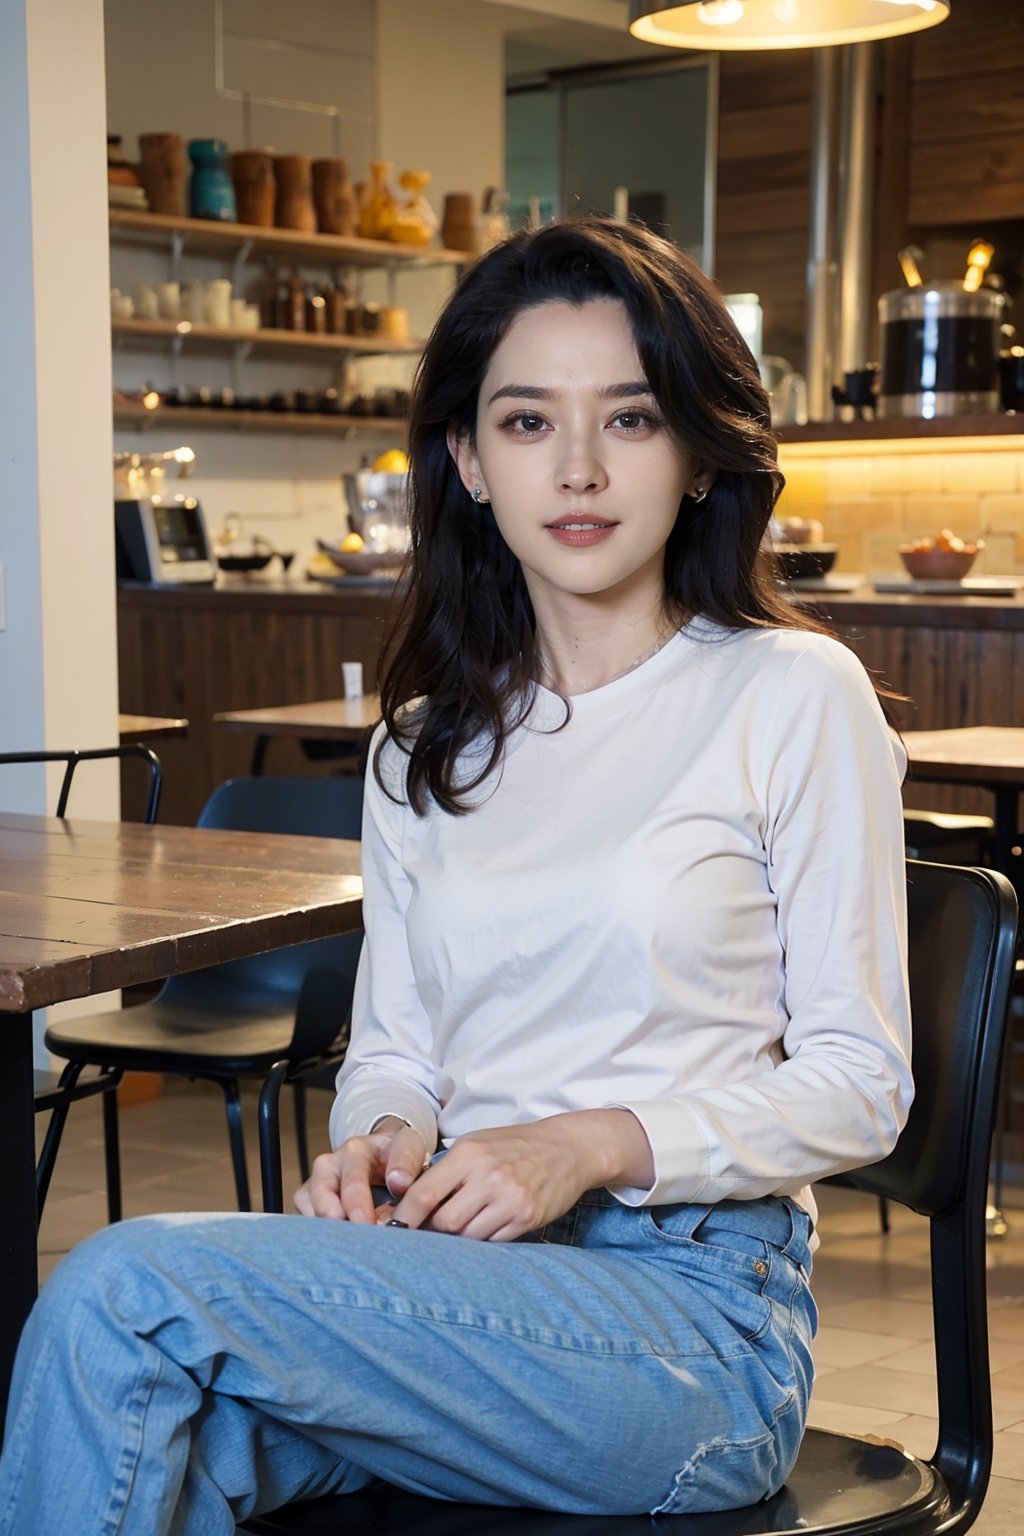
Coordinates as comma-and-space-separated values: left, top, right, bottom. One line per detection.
35, 1081, 1024, 1530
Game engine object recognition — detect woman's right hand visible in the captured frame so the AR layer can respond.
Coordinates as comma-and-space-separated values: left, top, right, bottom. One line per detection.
293, 1117, 429, 1222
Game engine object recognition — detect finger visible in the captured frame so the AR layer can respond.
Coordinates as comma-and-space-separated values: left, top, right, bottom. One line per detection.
293, 1182, 315, 1217
305, 1153, 347, 1220
383, 1125, 429, 1199
390, 1158, 463, 1230
337, 1142, 379, 1224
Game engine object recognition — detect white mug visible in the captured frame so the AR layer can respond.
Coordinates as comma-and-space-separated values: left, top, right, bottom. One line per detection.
204, 279, 232, 329
135, 283, 160, 320
182, 281, 206, 325
157, 281, 181, 321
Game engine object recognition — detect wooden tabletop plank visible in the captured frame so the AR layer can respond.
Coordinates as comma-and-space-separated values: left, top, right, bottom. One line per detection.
0, 816, 363, 1015
213, 696, 381, 741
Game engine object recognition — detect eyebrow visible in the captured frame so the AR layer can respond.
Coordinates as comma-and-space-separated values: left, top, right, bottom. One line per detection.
486, 381, 655, 407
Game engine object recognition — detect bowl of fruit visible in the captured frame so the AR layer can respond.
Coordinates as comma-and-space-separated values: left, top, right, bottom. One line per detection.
899, 529, 983, 582
315, 532, 408, 577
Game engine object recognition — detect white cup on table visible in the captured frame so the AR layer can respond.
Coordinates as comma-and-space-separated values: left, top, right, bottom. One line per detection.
341, 662, 363, 700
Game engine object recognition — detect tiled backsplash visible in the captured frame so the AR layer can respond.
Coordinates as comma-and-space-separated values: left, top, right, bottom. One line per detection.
776, 440, 1024, 575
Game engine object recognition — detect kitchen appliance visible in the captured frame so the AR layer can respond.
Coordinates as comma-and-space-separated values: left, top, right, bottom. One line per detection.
115, 496, 216, 584
877, 282, 1007, 419
341, 469, 411, 555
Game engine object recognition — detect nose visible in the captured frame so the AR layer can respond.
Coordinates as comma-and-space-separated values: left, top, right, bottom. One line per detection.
556, 430, 608, 495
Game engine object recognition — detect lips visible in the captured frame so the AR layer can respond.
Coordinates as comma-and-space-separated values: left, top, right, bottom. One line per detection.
545, 518, 618, 548
545, 516, 618, 530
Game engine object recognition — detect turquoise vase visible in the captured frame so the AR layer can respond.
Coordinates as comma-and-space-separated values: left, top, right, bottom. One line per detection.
188, 139, 237, 222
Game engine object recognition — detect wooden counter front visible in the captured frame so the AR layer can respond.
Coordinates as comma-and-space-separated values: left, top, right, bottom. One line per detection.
117, 580, 397, 825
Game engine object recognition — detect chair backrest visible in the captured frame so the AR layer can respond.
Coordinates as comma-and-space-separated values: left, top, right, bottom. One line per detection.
839, 860, 1017, 1520
0, 745, 162, 824
166, 775, 364, 1052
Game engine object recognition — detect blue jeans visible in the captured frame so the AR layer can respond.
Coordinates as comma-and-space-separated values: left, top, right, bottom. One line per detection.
0, 1192, 816, 1533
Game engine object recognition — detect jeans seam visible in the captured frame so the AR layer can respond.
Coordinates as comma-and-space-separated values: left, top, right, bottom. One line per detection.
192, 1282, 743, 1360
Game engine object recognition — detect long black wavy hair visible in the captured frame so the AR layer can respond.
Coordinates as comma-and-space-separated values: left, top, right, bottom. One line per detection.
376, 214, 835, 816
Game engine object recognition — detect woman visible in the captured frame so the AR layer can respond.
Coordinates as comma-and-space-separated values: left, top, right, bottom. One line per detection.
0, 216, 912, 1533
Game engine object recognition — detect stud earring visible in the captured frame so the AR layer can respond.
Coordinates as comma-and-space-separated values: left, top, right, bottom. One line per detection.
691, 485, 709, 504
471, 486, 490, 505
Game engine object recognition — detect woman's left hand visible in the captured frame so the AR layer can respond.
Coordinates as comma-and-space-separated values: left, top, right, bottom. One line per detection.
385, 1108, 654, 1242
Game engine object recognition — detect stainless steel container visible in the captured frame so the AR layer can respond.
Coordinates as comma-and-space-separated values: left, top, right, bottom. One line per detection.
878, 282, 1006, 419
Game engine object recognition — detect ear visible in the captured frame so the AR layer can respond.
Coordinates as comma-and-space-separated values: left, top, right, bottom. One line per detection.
446, 424, 487, 501
687, 459, 715, 500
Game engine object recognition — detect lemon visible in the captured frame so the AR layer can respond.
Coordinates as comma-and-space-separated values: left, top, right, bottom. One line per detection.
340, 532, 365, 553
372, 449, 409, 474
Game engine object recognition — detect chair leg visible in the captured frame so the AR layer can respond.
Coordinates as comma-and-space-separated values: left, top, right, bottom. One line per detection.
878, 1195, 891, 1234
260, 1062, 290, 1214
221, 1079, 252, 1211
292, 1080, 310, 1183
36, 1061, 87, 1220
102, 1081, 123, 1224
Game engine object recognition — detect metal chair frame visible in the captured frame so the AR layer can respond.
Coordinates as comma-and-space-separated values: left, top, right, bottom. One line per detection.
243, 861, 1018, 1536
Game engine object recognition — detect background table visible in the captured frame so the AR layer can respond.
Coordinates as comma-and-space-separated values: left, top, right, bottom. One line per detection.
0, 813, 362, 1416
214, 696, 381, 774
118, 713, 189, 743
903, 727, 1024, 886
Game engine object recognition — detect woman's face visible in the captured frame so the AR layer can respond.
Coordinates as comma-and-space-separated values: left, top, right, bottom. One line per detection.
450, 298, 705, 621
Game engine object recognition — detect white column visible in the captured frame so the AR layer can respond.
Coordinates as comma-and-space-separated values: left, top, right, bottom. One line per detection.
0, 0, 119, 818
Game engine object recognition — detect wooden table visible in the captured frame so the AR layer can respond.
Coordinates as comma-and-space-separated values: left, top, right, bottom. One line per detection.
904, 727, 1024, 882
214, 696, 381, 774
118, 713, 189, 742
0, 813, 362, 1416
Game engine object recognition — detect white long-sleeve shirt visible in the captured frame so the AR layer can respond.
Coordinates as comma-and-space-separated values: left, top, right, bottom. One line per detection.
330, 620, 913, 1225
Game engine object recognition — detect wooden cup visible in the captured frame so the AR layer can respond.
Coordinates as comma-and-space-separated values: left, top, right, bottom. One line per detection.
273, 155, 316, 233
312, 158, 357, 237
137, 132, 186, 217
230, 150, 275, 228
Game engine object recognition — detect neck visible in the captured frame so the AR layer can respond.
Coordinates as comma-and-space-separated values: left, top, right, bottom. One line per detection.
534, 603, 675, 697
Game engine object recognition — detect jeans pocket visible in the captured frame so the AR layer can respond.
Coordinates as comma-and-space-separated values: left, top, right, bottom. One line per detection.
640, 1206, 774, 1343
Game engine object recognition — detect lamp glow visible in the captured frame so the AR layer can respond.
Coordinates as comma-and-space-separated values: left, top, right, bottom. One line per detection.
629, 0, 950, 49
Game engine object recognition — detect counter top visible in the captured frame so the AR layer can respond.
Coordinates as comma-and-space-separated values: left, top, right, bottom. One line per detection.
117, 576, 1024, 630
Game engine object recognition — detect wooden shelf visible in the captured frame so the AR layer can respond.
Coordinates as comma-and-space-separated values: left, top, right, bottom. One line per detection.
109, 208, 469, 269
111, 317, 422, 357
777, 415, 1024, 446
113, 403, 405, 436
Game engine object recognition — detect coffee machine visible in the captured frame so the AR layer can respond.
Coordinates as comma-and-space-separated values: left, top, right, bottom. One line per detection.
113, 446, 216, 585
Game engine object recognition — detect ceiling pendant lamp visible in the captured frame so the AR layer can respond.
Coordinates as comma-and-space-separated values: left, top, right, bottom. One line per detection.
628, 0, 950, 50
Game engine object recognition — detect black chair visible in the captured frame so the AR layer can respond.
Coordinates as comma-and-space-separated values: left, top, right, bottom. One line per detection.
0, 745, 163, 1222
241, 860, 1017, 1536
44, 775, 363, 1214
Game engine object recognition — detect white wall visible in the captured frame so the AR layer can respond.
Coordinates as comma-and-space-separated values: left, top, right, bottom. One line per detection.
0, 0, 119, 815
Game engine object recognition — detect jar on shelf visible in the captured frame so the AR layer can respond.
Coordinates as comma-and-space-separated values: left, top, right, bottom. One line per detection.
230, 150, 275, 228
312, 157, 357, 236
305, 286, 328, 334
138, 133, 185, 216
188, 139, 237, 222
273, 155, 316, 233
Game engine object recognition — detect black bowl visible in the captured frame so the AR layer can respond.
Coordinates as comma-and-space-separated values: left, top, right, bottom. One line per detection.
775, 544, 839, 581
217, 552, 274, 573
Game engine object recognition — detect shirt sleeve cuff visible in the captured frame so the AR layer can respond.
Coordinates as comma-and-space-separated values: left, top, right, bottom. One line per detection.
603, 1098, 711, 1207
329, 1076, 439, 1154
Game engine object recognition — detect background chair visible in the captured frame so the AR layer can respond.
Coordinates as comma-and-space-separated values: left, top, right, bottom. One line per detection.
44, 774, 363, 1215
243, 860, 1017, 1536
0, 745, 163, 1222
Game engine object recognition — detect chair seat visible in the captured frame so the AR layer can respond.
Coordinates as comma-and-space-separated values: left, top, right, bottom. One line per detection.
239, 1430, 945, 1535
45, 1000, 335, 1077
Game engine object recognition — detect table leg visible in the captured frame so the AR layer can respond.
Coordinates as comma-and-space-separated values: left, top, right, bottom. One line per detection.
0, 1013, 39, 1424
